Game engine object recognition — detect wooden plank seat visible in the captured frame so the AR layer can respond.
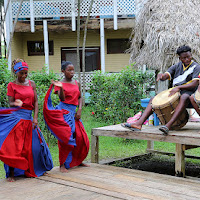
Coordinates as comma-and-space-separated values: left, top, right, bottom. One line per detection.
91, 122, 200, 177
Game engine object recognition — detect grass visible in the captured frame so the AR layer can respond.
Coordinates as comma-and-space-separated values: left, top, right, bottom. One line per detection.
1, 105, 200, 179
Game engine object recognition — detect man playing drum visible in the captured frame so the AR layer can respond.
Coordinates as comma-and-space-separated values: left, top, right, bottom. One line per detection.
122, 45, 200, 135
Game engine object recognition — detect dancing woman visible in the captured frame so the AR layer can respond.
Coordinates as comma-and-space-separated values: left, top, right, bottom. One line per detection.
43, 61, 89, 173
0, 59, 53, 181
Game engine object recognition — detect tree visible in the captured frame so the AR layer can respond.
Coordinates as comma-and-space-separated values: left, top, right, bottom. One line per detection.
82, 0, 94, 105
129, 0, 200, 72
77, 0, 81, 83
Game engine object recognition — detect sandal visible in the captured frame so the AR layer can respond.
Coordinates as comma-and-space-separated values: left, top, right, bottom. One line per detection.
159, 125, 169, 135
121, 123, 141, 131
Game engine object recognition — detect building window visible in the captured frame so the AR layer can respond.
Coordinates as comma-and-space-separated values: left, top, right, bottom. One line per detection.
61, 47, 100, 72
107, 39, 130, 54
27, 41, 54, 56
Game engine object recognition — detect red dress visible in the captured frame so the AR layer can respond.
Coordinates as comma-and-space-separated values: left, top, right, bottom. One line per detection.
7, 81, 35, 110
54, 81, 80, 105
44, 81, 89, 168
0, 81, 53, 178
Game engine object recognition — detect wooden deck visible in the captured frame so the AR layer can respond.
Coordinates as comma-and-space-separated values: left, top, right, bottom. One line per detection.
1, 164, 200, 200
91, 122, 200, 177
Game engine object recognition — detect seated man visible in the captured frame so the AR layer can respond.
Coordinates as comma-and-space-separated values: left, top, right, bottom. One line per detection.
123, 45, 200, 135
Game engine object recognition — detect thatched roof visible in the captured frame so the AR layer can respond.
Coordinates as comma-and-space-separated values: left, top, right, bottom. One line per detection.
129, 0, 200, 71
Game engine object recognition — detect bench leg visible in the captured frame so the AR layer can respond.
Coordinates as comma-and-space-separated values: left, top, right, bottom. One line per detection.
91, 135, 99, 163
175, 144, 185, 177
146, 141, 154, 152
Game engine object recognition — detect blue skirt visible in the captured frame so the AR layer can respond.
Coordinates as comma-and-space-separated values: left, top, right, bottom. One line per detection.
0, 108, 53, 178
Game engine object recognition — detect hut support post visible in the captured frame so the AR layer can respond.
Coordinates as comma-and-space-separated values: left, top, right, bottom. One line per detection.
43, 20, 49, 74
113, 0, 118, 30
4, 0, 11, 69
30, 0, 35, 33
72, 0, 76, 31
100, 18, 105, 73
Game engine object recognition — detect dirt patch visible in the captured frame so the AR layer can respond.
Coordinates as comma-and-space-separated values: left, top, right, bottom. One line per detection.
109, 154, 200, 177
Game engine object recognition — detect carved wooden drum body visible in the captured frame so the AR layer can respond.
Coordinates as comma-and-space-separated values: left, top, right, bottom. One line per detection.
152, 88, 189, 130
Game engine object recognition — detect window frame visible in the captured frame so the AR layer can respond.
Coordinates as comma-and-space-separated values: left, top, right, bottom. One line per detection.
107, 39, 130, 54
27, 40, 54, 56
61, 47, 100, 72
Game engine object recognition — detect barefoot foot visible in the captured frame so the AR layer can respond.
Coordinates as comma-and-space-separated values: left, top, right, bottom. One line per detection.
60, 165, 68, 173
79, 163, 90, 167
7, 177, 15, 182
121, 123, 142, 131
43, 172, 49, 176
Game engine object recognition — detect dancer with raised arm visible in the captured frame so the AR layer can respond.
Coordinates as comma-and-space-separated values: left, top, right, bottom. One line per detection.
43, 61, 89, 173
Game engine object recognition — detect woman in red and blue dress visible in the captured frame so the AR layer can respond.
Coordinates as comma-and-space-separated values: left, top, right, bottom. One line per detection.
43, 61, 89, 173
0, 59, 53, 181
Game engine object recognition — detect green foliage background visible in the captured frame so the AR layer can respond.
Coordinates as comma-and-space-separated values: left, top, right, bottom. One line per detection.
89, 66, 155, 124
0, 59, 154, 138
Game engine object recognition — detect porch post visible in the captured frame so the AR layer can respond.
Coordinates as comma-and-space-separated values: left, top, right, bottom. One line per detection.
71, 0, 76, 31
4, 0, 11, 70
43, 20, 49, 74
113, 0, 118, 30
30, 0, 35, 32
100, 18, 105, 73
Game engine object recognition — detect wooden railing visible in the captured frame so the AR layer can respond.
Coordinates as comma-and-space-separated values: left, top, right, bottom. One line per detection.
12, 0, 135, 19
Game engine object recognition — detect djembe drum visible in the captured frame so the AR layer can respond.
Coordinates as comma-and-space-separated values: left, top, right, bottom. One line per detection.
151, 88, 189, 130
194, 89, 200, 105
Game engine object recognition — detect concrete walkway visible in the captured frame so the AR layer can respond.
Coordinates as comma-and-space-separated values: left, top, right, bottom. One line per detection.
1, 163, 200, 200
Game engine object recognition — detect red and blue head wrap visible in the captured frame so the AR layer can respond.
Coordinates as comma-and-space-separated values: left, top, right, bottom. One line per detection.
14, 62, 29, 74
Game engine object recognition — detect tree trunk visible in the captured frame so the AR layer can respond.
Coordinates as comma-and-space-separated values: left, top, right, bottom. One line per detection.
77, 0, 81, 83
82, 0, 94, 105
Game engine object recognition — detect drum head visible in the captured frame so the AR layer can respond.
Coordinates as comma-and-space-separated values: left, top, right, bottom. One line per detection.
152, 88, 180, 107
195, 89, 200, 102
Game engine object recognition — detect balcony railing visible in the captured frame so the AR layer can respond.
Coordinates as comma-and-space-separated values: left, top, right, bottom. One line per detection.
12, 0, 135, 19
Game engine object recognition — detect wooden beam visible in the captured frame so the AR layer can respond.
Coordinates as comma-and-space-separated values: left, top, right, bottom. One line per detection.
14, 19, 135, 32
183, 145, 200, 151
175, 144, 185, 177
92, 124, 200, 146
147, 149, 200, 160
91, 134, 99, 163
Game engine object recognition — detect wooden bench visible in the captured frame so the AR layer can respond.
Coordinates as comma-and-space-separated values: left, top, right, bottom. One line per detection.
91, 122, 200, 177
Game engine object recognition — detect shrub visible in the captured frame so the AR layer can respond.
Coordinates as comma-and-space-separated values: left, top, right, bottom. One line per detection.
89, 66, 155, 124
0, 59, 12, 107
29, 67, 60, 145
29, 67, 60, 86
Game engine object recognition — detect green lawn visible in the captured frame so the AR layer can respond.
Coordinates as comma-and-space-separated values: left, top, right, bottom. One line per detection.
1, 105, 200, 179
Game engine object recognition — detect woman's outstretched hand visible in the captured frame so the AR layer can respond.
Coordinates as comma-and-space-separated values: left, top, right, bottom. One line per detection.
51, 80, 63, 88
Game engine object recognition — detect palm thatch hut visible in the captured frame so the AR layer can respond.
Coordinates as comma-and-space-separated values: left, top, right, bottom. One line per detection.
129, 0, 200, 72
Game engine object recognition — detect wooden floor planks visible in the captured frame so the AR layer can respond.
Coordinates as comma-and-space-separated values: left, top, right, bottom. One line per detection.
1, 164, 200, 200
